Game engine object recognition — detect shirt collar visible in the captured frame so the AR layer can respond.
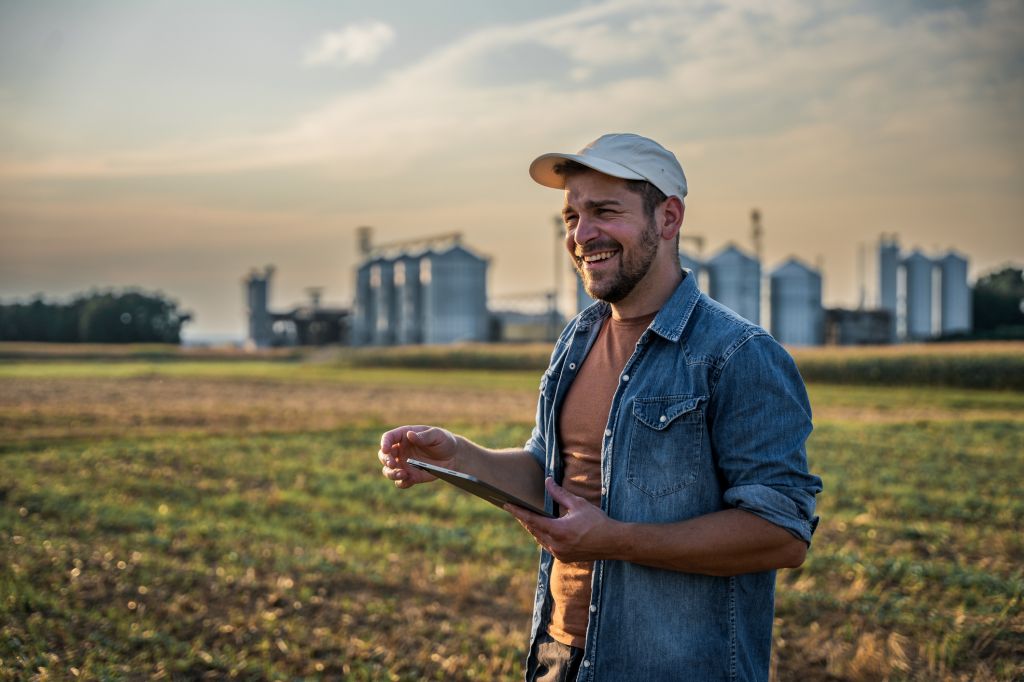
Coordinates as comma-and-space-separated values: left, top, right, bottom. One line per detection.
574, 268, 700, 342
648, 268, 700, 343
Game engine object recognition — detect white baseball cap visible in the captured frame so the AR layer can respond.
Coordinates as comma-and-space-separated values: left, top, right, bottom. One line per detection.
529, 133, 688, 199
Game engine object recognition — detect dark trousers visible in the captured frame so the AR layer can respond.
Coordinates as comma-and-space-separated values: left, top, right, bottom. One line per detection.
525, 630, 584, 682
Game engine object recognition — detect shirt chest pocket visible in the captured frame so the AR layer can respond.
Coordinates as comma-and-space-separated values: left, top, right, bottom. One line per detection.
626, 395, 707, 497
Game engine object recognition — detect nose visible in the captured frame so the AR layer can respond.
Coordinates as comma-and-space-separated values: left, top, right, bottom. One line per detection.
573, 214, 599, 248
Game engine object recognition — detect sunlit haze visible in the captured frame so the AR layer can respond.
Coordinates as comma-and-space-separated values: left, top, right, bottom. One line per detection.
1, 0, 1021, 339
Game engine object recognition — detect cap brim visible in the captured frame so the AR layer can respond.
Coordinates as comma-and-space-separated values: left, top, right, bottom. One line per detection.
529, 152, 647, 190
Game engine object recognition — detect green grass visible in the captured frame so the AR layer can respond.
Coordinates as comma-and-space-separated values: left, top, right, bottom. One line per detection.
1, 348, 1022, 680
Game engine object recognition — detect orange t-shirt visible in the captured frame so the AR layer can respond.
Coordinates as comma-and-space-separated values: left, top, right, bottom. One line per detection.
548, 311, 656, 647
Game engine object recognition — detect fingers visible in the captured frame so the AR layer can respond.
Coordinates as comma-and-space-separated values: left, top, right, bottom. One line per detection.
545, 477, 580, 510
406, 427, 458, 455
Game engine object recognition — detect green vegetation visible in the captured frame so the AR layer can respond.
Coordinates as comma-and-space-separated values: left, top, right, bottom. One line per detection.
790, 343, 1024, 390
0, 290, 192, 344
1, 344, 1022, 680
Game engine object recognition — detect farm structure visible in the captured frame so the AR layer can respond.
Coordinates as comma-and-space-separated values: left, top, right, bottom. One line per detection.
242, 221, 972, 348
878, 235, 972, 341
351, 229, 490, 346
243, 267, 349, 348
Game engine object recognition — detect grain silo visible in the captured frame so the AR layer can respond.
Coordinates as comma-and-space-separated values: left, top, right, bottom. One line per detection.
394, 253, 423, 345
706, 244, 761, 325
244, 266, 274, 348
421, 241, 489, 344
938, 251, 971, 336
878, 235, 900, 341
353, 260, 375, 346
769, 258, 824, 346
372, 258, 397, 345
902, 250, 934, 340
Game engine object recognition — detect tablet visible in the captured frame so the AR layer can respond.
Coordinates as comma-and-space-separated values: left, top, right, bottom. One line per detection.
406, 458, 554, 518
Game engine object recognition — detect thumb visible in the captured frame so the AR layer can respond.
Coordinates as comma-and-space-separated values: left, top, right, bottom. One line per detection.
408, 427, 456, 452
545, 477, 579, 510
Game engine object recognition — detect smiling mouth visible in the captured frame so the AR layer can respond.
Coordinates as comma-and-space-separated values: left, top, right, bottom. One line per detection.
579, 250, 619, 265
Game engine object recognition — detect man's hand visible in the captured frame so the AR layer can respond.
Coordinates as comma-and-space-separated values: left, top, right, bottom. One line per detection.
505, 478, 624, 563
378, 425, 459, 489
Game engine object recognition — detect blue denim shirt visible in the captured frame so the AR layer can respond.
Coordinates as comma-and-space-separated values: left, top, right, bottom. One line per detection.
523, 271, 822, 681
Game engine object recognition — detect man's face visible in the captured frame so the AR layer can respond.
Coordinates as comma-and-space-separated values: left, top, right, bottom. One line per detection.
562, 171, 660, 304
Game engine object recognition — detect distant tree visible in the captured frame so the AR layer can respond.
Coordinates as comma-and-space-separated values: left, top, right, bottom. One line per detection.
0, 289, 191, 343
972, 266, 1024, 334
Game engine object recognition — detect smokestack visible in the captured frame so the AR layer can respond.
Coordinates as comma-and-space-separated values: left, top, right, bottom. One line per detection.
357, 226, 373, 256
750, 209, 763, 262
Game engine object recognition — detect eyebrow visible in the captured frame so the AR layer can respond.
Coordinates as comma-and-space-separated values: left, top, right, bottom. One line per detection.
562, 199, 623, 218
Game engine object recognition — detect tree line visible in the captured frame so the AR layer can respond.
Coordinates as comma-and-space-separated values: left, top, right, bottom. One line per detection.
0, 289, 192, 344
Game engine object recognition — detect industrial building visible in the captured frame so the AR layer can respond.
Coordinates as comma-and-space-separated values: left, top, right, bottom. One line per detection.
242, 217, 972, 348
352, 229, 490, 346
243, 266, 349, 348
706, 244, 762, 326
770, 258, 824, 346
876, 236, 972, 341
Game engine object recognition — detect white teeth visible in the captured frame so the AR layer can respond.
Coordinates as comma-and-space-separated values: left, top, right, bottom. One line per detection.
583, 251, 616, 263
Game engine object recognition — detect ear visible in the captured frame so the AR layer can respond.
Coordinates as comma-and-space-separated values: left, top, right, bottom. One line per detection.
658, 196, 685, 241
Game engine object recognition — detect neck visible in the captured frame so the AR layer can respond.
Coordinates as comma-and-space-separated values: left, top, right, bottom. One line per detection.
609, 258, 683, 319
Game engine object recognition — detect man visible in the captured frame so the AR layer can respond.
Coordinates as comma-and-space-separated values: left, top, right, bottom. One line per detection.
378, 133, 822, 681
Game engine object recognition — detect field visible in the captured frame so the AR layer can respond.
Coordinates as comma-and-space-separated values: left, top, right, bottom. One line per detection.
1, 342, 1022, 680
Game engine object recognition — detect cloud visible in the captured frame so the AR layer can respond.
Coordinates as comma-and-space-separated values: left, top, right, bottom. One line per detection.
302, 20, 395, 68
2, 0, 1021, 188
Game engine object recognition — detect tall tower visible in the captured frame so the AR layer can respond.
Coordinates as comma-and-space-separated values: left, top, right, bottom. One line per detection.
903, 250, 934, 341
878, 235, 900, 341
244, 265, 275, 348
938, 251, 971, 336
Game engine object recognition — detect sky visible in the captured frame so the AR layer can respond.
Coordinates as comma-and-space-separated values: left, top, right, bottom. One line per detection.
1, 0, 1022, 339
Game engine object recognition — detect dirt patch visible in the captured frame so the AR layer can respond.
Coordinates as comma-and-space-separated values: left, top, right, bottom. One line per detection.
0, 376, 539, 442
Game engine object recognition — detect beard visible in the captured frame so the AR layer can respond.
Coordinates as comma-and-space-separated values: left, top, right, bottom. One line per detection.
573, 217, 660, 303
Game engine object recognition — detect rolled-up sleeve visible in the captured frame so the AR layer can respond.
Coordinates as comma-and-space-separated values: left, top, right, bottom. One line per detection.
710, 334, 822, 544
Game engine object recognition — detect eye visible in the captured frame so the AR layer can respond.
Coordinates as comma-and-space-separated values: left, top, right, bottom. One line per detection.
563, 214, 578, 229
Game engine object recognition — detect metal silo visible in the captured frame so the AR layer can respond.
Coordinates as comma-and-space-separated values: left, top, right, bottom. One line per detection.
372, 258, 397, 346
902, 250, 934, 340
376, 259, 399, 348
769, 258, 823, 346
354, 259, 374, 346
394, 253, 423, 345
878, 235, 900, 341
421, 243, 489, 343
244, 266, 274, 348
938, 251, 971, 336
706, 244, 761, 325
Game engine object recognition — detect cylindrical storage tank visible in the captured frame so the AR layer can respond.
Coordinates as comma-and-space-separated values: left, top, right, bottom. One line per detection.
769, 258, 823, 346
372, 258, 396, 346
421, 245, 489, 344
706, 245, 761, 325
878, 236, 900, 341
245, 270, 272, 348
394, 254, 423, 345
938, 251, 971, 336
902, 250, 934, 340
354, 260, 375, 346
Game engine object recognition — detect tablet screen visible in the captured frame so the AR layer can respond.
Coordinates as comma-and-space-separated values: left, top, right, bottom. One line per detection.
406, 458, 553, 518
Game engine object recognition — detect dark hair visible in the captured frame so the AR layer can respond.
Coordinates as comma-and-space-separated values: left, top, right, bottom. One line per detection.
553, 159, 668, 219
